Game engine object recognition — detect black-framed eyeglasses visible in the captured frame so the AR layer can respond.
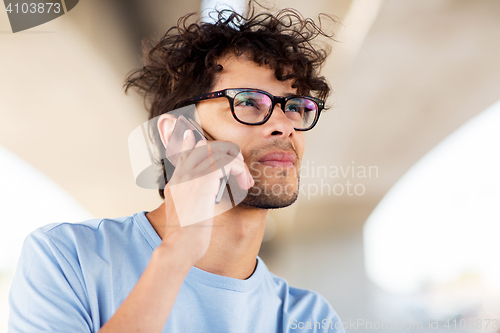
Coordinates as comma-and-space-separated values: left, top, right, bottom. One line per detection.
174, 88, 325, 131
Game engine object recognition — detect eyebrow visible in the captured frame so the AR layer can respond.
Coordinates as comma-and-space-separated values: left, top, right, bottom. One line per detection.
242, 86, 298, 98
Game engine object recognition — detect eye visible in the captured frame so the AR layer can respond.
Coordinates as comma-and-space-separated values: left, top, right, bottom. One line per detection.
286, 98, 317, 116
286, 103, 303, 114
236, 98, 259, 108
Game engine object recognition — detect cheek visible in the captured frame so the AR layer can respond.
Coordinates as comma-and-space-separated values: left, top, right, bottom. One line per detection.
197, 105, 232, 140
223, 127, 257, 163
230, 129, 254, 154
205, 117, 254, 157
296, 135, 306, 159
196, 99, 232, 127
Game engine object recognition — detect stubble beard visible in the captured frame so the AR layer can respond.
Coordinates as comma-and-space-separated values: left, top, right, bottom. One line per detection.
237, 168, 300, 209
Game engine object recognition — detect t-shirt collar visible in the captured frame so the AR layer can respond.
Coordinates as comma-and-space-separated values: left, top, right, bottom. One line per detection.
134, 210, 266, 292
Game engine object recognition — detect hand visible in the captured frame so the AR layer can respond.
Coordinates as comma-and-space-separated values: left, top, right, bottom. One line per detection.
160, 129, 254, 265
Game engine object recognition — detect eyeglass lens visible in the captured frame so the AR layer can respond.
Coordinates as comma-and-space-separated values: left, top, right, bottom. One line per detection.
233, 91, 317, 129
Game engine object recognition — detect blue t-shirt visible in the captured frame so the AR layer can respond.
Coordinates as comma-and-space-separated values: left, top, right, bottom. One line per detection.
8, 211, 346, 333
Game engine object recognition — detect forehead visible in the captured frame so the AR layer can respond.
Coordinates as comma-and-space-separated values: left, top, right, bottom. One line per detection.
211, 54, 296, 96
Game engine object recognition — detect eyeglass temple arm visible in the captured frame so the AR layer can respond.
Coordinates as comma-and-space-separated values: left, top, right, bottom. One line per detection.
174, 90, 227, 109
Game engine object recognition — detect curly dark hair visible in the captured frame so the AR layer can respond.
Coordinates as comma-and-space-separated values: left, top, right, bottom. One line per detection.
124, 5, 336, 199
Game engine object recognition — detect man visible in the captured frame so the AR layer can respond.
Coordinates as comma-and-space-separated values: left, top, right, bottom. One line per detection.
8, 6, 346, 333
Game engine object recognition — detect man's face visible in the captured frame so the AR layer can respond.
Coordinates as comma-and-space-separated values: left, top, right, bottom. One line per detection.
196, 54, 305, 209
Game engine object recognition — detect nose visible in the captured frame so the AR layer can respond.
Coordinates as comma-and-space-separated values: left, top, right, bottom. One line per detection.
261, 103, 295, 138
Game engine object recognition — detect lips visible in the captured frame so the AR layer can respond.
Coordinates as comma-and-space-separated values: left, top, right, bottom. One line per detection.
258, 151, 296, 167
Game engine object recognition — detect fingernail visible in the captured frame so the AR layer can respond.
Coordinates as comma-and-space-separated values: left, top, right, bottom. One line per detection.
183, 131, 188, 140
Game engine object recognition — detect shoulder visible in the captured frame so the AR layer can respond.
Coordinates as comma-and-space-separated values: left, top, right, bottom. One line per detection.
29, 214, 135, 247
262, 266, 345, 332
269, 271, 334, 312
38, 213, 134, 237
8, 216, 138, 333
20, 213, 140, 269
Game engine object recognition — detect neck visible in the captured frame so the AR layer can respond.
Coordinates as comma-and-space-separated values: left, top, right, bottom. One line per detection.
146, 203, 268, 280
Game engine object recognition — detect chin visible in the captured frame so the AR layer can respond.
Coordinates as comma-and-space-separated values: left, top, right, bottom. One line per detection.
237, 177, 300, 209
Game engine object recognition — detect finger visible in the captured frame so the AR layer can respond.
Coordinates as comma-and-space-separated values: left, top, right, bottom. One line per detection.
192, 153, 253, 189
236, 151, 244, 161
181, 140, 241, 173
176, 139, 209, 173
220, 156, 254, 190
190, 151, 241, 175
177, 129, 196, 166
209, 141, 241, 160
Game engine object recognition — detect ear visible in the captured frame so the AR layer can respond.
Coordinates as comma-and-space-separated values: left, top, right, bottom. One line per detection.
157, 113, 177, 150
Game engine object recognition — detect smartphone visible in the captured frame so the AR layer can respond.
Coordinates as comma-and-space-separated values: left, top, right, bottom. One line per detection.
165, 115, 230, 204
